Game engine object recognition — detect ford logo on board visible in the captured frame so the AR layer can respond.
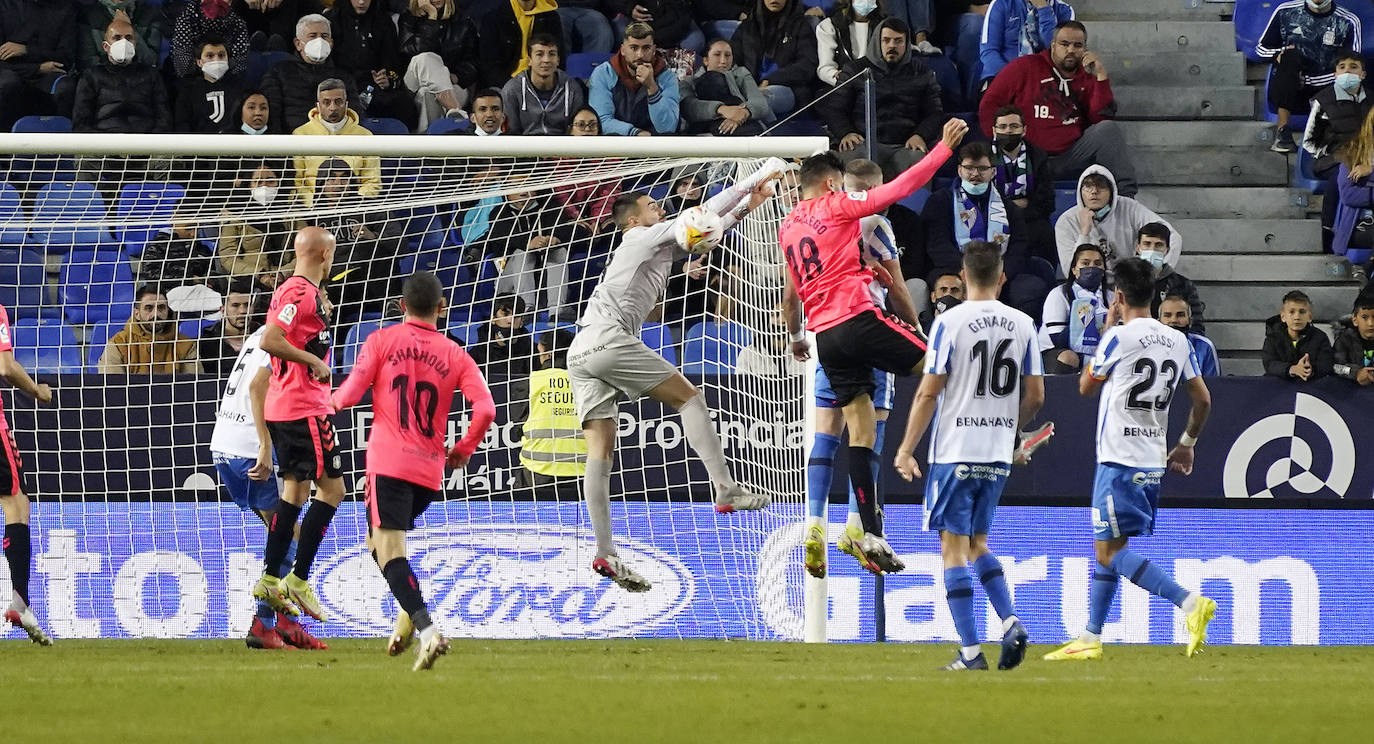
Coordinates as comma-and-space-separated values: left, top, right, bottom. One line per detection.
310, 525, 695, 638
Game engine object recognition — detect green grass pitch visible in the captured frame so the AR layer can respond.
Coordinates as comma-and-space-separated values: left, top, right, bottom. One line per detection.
2, 639, 1367, 742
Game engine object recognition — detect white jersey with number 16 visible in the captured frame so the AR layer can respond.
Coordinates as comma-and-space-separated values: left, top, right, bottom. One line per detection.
1089, 317, 1201, 469
924, 299, 1041, 465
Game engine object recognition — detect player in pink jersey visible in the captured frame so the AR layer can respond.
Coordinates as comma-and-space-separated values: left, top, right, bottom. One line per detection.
0, 304, 54, 645
332, 272, 496, 671
782, 117, 969, 572
251, 226, 347, 623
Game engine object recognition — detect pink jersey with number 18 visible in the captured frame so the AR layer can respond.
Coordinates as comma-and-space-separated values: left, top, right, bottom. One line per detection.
331, 319, 496, 489
780, 142, 952, 332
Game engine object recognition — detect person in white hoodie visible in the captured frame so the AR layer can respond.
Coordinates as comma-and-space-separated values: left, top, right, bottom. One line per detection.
1054, 164, 1179, 275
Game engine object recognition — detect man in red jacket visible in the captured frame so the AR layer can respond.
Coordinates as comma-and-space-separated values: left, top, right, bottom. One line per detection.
979, 20, 1139, 197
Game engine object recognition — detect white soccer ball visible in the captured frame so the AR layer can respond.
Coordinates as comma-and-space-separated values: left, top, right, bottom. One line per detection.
674, 206, 724, 255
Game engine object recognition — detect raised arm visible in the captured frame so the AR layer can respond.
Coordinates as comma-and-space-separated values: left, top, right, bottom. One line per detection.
448, 352, 496, 467
832, 119, 967, 221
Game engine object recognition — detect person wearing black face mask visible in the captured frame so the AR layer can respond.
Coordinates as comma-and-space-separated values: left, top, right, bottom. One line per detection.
991, 104, 1057, 270
1037, 243, 1110, 374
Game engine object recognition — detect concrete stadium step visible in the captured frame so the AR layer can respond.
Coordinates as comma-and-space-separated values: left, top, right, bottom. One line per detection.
1119, 120, 1273, 148
1135, 147, 1289, 186
1184, 254, 1349, 282
1088, 21, 1236, 53
1110, 52, 1246, 87
1135, 188, 1307, 219
1076, 0, 1232, 21
1207, 321, 1267, 351
1114, 86, 1254, 120
1198, 283, 1357, 322
1174, 218, 1321, 253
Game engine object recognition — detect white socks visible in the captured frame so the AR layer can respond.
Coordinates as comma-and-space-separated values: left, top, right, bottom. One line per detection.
677, 395, 735, 491
583, 458, 616, 557
961, 645, 982, 661
1182, 592, 1200, 614
1001, 616, 1020, 634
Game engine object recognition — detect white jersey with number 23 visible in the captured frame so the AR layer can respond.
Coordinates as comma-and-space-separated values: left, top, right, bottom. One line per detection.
1089, 317, 1201, 469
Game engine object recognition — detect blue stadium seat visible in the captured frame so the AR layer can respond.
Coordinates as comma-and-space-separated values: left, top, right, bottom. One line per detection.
244, 51, 289, 88
31, 182, 111, 253
338, 319, 396, 372
10, 318, 83, 374
9, 118, 75, 189
0, 249, 49, 321
922, 54, 966, 113
12, 115, 72, 134
1050, 187, 1077, 224
898, 188, 931, 214
60, 248, 135, 325
1234, 0, 1279, 62
86, 320, 123, 369
426, 118, 468, 135
178, 317, 216, 339
360, 117, 410, 136
0, 182, 26, 247
448, 321, 479, 346
682, 321, 750, 374
641, 322, 677, 365
1295, 147, 1326, 194
113, 182, 186, 258
566, 52, 612, 80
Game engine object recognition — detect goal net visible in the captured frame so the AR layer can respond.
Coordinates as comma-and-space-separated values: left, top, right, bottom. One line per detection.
0, 134, 825, 641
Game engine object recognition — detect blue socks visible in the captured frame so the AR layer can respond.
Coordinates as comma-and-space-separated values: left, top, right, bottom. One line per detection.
806, 433, 841, 520
944, 567, 979, 648
973, 553, 1016, 623
1110, 549, 1188, 607
257, 540, 299, 629
1085, 571, 1120, 635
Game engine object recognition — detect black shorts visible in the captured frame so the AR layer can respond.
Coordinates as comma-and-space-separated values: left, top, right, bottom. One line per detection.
266, 415, 342, 482
815, 309, 927, 407
365, 474, 439, 531
0, 430, 25, 497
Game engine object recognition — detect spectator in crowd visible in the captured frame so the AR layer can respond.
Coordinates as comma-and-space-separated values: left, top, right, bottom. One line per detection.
1333, 294, 1374, 384
291, 79, 382, 205
328, 0, 415, 129
681, 39, 768, 136
1303, 52, 1371, 250
917, 270, 965, 330
990, 104, 1056, 267
464, 88, 508, 135
518, 327, 586, 500
569, 105, 600, 134
923, 141, 1047, 317
261, 13, 360, 132
311, 158, 399, 316
175, 37, 243, 133
479, 0, 563, 89
467, 294, 535, 376
621, 0, 703, 54
1054, 165, 1178, 273
662, 167, 725, 328
815, 0, 885, 89
234, 89, 272, 133
551, 116, 620, 244
885, 0, 938, 51
731, 0, 817, 118
482, 186, 571, 318
694, 0, 750, 43
503, 34, 587, 135
233, 0, 318, 53
558, 0, 615, 55
1158, 294, 1220, 376
172, 0, 250, 79
978, 0, 1074, 87
400, 0, 481, 131
736, 303, 806, 377
198, 279, 255, 375
662, 167, 703, 213
1038, 243, 1108, 373
139, 221, 216, 285
72, 19, 172, 134
79, 0, 162, 71
588, 22, 680, 136
0, 0, 77, 131
1135, 222, 1204, 332
823, 18, 942, 180
1335, 103, 1374, 284
1263, 290, 1335, 381
980, 20, 1139, 197
217, 160, 303, 289
1256, 0, 1361, 153
98, 286, 202, 374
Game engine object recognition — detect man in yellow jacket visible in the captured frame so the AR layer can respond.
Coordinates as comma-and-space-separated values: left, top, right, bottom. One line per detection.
292, 78, 382, 207
97, 286, 201, 374
519, 328, 586, 499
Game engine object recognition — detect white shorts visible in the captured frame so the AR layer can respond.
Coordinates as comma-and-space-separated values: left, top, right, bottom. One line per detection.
568, 324, 679, 423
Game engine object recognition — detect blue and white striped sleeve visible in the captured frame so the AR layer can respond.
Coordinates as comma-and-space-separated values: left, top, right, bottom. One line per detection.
1023, 327, 1044, 376
864, 216, 900, 263
1089, 329, 1121, 379
924, 316, 952, 375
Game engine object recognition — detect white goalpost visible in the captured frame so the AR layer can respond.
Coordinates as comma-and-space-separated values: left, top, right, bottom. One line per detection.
0, 133, 837, 642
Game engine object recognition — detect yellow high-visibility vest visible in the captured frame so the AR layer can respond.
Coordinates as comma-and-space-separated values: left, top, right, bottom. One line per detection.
520, 367, 588, 477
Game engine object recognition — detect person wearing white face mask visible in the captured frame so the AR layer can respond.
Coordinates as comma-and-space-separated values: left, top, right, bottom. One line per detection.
1134, 222, 1205, 334
218, 162, 306, 290
175, 37, 244, 132
815, 0, 885, 88
1255, 0, 1362, 154
290, 79, 381, 207
1303, 51, 1372, 251
72, 19, 172, 135
261, 14, 361, 132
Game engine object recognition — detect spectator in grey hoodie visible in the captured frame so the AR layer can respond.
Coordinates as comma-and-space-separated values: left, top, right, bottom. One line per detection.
501, 33, 587, 135
680, 39, 768, 136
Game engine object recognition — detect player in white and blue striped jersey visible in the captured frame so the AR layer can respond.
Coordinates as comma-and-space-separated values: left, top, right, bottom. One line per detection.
804, 159, 923, 579
1045, 257, 1217, 662
894, 240, 1044, 672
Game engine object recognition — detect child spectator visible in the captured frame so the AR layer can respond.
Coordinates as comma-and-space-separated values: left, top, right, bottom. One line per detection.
175, 36, 243, 133
1302, 51, 1371, 251
1262, 290, 1335, 381
1158, 295, 1220, 376
1135, 222, 1204, 332
1256, 0, 1361, 154
1333, 294, 1374, 384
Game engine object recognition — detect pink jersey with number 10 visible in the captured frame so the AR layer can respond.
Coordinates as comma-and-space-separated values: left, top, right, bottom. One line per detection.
780, 142, 952, 332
